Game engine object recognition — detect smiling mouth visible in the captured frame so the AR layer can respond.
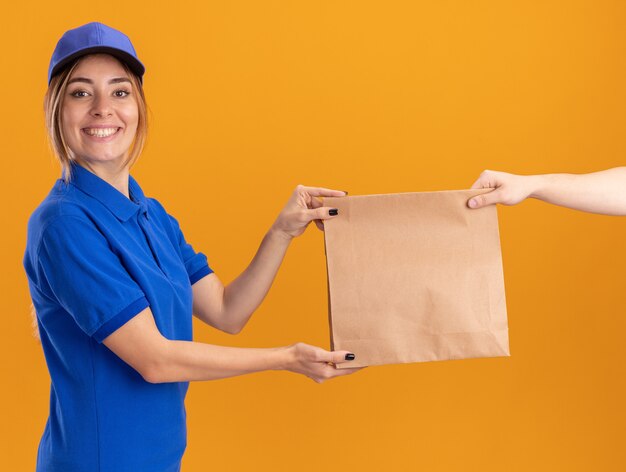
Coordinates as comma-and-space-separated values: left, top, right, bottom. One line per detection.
82, 127, 121, 138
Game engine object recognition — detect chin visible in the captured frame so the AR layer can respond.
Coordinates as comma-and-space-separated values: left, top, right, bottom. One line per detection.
75, 152, 130, 166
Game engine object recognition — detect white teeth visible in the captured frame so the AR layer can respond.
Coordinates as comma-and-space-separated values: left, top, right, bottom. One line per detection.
84, 127, 119, 137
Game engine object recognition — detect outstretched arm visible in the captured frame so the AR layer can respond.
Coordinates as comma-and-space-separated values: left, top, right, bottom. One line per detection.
467, 167, 626, 215
103, 307, 359, 384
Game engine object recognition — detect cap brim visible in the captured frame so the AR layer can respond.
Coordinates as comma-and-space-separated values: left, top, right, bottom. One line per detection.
49, 46, 145, 84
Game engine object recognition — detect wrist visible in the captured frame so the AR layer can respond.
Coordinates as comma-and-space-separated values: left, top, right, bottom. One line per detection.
528, 174, 550, 200
267, 225, 294, 245
272, 345, 295, 372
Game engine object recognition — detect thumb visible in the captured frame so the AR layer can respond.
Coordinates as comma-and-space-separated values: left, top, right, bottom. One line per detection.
307, 206, 339, 222
324, 350, 356, 365
467, 189, 503, 209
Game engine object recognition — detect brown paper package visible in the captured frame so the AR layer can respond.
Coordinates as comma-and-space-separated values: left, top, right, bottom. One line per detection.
323, 189, 509, 369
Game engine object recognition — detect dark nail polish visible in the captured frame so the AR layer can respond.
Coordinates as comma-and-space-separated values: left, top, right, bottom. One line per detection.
342, 190, 349, 195
329, 208, 339, 216
345, 353, 355, 361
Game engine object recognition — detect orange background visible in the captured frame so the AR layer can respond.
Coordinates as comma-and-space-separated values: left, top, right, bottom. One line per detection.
3, 1, 626, 470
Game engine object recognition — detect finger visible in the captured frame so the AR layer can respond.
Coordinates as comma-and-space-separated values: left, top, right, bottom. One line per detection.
314, 219, 325, 231
470, 170, 496, 190
321, 365, 364, 381
305, 206, 339, 222
330, 366, 365, 377
320, 349, 357, 365
299, 186, 347, 198
470, 177, 488, 190
309, 197, 323, 209
467, 189, 503, 209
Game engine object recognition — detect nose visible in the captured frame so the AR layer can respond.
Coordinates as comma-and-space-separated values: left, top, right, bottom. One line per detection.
90, 93, 113, 118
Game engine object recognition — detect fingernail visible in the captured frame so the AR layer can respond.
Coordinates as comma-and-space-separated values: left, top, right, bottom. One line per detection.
329, 208, 339, 216
345, 353, 355, 361
468, 199, 477, 208
342, 190, 349, 195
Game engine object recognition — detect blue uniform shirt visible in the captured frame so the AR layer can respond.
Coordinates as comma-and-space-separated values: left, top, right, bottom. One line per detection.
22, 161, 213, 472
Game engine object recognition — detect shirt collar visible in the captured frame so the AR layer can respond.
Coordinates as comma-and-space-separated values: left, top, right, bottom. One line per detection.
63, 161, 148, 221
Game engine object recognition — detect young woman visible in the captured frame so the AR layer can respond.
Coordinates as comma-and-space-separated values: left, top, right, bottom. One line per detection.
23, 22, 359, 472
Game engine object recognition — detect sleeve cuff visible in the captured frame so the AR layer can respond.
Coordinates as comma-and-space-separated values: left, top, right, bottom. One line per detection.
185, 252, 213, 285
93, 296, 150, 343
189, 265, 213, 285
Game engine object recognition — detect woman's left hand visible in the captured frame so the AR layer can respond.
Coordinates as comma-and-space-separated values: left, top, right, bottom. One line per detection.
270, 185, 347, 240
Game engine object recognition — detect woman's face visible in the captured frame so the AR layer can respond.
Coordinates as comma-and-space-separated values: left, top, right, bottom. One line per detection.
62, 53, 139, 167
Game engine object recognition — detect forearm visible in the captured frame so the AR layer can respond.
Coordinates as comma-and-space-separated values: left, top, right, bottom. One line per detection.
104, 307, 358, 385
530, 167, 626, 215
148, 338, 290, 383
221, 228, 291, 331
192, 185, 343, 334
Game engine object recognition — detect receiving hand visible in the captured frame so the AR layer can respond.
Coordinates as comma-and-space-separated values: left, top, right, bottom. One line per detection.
467, 170, 536, 209
271, 185, 347, 239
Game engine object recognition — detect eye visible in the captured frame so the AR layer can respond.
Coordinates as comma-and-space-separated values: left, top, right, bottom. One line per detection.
70, 90, 89, 98
114, 89, 131, 98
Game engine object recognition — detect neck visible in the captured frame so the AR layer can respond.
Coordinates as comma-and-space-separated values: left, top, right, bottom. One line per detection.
74, 159, 131, 199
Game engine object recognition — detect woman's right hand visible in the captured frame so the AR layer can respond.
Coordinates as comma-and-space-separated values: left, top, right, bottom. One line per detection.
282, 342, 363, 383
270, 185, 346, 240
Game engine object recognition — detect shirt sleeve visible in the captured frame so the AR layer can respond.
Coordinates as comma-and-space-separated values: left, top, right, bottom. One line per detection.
166, 213, 213, 285
36, 215, 150, 342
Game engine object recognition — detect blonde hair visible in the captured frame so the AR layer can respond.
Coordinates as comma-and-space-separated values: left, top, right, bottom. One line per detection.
43, 54, 148, 183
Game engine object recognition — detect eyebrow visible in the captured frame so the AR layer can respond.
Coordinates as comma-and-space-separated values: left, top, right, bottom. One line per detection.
67, 77, 131, 85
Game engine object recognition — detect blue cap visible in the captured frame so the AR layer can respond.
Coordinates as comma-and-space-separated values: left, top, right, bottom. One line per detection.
48, 22, 145, 85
